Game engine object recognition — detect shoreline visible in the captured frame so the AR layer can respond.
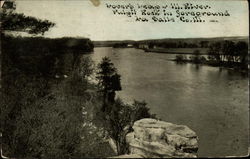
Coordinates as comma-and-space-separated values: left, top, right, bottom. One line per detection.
170, 59, 249, 75
143, 48, 209, 55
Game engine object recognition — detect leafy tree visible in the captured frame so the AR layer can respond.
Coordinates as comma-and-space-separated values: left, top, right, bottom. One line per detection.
192, 50, 201, 64
208, 42, 222, 63
1, 1, 55, 35
206, 40, 248, 71
103, 99, 155, 155
222, 40, 235, 64
199, 41, 209, 48
235, 41, 248, 68
95, 58, 155, 155
175, 55, 187, 63
96, 57, 121, 111
148, 42, 155, 49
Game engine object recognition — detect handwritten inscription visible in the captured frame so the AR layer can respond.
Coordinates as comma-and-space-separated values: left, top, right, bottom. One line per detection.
106, 3, 230, 23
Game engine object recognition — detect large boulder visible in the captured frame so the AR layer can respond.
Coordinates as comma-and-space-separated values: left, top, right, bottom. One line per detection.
126, 118, 198, 158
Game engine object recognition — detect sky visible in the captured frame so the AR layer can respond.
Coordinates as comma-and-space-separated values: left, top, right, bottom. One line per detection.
14, 0, 249, 41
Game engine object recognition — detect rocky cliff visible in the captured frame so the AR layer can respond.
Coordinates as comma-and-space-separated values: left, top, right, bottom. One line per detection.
124, 118, 198, 158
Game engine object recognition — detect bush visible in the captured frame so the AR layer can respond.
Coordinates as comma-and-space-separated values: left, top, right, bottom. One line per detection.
100, 98, 156, 155
1, 53, 109, 158
200, 56, 207, 63
175, 55, 187, 63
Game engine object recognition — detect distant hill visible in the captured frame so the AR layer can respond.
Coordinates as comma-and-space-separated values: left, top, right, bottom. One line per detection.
138, 36, 248, 43
93, 36, 248, 47
93, 40, 136, 47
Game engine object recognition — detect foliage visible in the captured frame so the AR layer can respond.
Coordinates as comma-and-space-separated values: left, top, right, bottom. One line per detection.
208, 40, 248, 69
0, 1, 55, 35
1, 35, 94, 77
102, 99, 155, 155
96, 57, 122, 111
113, 43, 128, 48
208, 42, 222, 62
1, 3, 57, 156
96, 57, 122, 92
235, 41, 248, 68
190, 50, 206, 64
95, 58, 155, 155
142, 41, 199, 49
1, 55, 111, 158
175, 55, 187, 63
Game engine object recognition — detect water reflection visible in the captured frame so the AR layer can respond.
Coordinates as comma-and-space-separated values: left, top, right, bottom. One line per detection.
195, 64, 200, 70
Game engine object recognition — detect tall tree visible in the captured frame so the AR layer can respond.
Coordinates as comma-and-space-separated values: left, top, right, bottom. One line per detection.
208, 42, 222, 63
96, 57, 121, 111
222, 40, 235, 64
235, 41, 248, 68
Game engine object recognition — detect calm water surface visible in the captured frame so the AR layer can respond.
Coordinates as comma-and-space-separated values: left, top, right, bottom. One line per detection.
90, 47, 248, 157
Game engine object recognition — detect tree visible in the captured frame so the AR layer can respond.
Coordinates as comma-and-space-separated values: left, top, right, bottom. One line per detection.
192, 50, 201, 64
104, 99, 155, 155
199, 41, 209, 48
0, 1, 65, 158
175, 55, 187, 63
235, 41, 248, 68
1, 1, 55, 35
95, 58, 156, 155
208, 42, 222, 63
96, 57, 121, 111
222, 41, 235, 64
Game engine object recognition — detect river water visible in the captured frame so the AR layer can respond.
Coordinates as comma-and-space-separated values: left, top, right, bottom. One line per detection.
89, 47, 248, 157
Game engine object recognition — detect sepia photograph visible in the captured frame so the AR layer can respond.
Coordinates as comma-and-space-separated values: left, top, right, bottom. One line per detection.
0, 0, 249, 158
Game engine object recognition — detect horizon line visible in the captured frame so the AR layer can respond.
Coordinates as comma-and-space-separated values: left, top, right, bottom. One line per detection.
92, 35, 249, 42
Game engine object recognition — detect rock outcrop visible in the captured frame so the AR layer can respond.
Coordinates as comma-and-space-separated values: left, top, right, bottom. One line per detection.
125, 118, 198, 158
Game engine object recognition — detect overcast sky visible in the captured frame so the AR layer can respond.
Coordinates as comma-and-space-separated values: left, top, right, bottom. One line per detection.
15, 0, 249, 40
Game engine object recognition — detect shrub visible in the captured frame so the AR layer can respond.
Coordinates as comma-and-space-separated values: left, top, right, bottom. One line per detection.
175, 55, 187, 63
1, 54, 108, 158
100, 98, 156, 155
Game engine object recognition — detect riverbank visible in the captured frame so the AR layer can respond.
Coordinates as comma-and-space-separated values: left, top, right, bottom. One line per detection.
143, 48, 209, 54
171, 58, 248, 75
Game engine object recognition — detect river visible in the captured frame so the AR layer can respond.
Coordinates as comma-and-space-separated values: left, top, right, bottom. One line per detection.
89, 47, 248, 157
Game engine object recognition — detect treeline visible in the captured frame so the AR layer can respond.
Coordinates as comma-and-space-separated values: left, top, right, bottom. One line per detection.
135, 39, 246, 49
2, 35, 94, 55
94, 37, 247, 49
175, 40, 248, 70
1, 34, 94, 76
113, 43, 130, 48
113, 40, 240, 49
135, 41, 202, 48
208, 41, 248, 66
110, 41, 203, 48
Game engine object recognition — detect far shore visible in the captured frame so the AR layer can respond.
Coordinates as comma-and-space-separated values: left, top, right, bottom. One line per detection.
143, 48, 209, 55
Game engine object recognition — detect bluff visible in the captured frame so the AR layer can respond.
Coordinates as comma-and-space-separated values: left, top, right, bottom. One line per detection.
114, 118, 198, 158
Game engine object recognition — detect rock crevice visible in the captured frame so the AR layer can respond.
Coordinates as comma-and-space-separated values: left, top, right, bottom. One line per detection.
125, 118, 198, 158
